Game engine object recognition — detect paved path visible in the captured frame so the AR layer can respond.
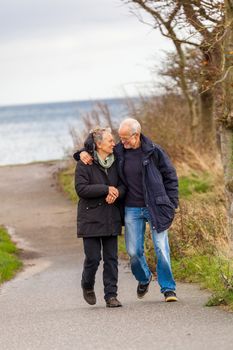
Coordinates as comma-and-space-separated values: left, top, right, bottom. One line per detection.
0, 162, 233, 350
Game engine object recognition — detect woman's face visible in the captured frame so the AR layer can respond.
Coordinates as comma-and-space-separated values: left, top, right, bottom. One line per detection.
96, 132, 115, 155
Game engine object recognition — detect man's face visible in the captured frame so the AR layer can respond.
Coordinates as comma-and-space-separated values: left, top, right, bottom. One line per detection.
118, 126, 138, 149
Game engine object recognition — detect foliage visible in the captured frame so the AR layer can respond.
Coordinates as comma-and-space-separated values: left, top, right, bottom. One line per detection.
179, 173, 213, 198
123, 0, 227, 151
124, 0, 224, 91
58, 165, 77, 202
130, 94, 192, 160
172, 255, 233, 310
0, 226, 22, 284
170, 199, 228, 259
118, 233, 127, 258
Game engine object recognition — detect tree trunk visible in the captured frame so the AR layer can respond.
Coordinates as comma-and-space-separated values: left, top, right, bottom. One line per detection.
220, 0, 233, 242
199, 42, 223, 151
174, 41, 200, 140
200, 89, 215, 148
220, 127, 233, 241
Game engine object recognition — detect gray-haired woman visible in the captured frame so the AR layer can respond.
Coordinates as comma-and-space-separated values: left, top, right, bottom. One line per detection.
73, 127, 125, 307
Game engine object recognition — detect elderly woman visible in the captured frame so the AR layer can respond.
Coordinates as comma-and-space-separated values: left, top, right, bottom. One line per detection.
73, 127, 125, 308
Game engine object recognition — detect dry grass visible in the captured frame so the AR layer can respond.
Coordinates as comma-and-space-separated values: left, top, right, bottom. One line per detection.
129, 94, 191, 159
170, 199, 229, 259
128, 94, 222, 173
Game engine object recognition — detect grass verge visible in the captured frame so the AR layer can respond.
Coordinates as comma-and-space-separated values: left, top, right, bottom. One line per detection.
172, 255, 233, 309
0, 226, 22, 284
179, 172, 213, 199
58, 165, 77, 202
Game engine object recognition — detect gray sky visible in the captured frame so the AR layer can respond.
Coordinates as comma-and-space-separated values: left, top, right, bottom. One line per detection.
0, 0, 171, 105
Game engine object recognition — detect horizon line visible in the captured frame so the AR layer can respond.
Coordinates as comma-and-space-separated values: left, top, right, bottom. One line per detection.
0, 95, 144, 109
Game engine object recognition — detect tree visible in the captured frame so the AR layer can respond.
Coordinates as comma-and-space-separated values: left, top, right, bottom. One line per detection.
123, 0, 225, 148
123, 0, 233, 241
220, 0, 233, 240
158, 47, 202, 137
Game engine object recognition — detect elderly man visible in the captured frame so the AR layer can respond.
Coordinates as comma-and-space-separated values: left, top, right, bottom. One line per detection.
79, 118, 178, 302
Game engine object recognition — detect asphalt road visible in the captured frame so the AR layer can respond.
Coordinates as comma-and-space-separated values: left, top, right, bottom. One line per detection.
0, 162, 233, 350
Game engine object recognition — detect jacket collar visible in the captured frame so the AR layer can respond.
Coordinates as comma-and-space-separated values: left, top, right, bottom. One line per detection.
140, 134, 155, 156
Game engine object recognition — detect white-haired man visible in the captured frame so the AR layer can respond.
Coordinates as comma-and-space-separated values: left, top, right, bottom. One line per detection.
78, 118, 178, 302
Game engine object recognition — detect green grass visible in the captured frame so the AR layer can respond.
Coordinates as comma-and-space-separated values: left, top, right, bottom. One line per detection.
179, 173, 213, 199
118, 233, 127, 256
172, 254, 233, 309
0, 226, 22, 284
58, 167, 77, 202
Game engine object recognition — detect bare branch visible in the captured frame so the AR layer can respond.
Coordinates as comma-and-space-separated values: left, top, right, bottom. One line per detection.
181, 2, 211, 38
168, 3, 182, 25
200, 65, 233, 94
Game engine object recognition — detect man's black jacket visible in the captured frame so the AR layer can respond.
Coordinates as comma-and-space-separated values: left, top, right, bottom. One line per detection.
114, 134, 178, 233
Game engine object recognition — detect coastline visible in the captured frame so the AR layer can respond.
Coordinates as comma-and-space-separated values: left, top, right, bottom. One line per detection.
0, 158, 65, 168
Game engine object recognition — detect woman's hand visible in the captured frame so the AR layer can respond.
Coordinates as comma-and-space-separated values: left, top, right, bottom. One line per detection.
106, 186, 119, 204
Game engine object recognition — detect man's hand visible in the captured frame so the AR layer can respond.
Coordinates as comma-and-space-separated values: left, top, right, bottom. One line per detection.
106, 186, 119, 204
80, 151, 93, 165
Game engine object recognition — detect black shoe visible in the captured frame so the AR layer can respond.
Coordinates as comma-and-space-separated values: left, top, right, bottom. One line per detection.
137, 275, 152, 299
106, 297, 122, 308
164, 291, 178, 302
82, 288, 96, 305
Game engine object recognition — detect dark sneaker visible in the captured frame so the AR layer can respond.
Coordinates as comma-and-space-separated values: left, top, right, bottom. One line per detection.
164, 291, 178, 302
82, 288, 96, 305
137, 275, 152, 299
106, 297, 122, 308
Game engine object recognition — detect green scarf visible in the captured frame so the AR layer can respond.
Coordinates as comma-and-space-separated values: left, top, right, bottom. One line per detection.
95, 151, 115, 169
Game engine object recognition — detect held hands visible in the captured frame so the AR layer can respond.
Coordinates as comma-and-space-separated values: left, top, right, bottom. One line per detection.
80, 152, 118, 203
80, 151, 93, 165
106, 186, 119, 204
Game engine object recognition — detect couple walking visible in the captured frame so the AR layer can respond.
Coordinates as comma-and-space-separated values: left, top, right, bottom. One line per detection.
73, 118, 178, 307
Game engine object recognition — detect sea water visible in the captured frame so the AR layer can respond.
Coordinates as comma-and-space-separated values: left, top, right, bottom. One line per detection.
0, 98, 129, 165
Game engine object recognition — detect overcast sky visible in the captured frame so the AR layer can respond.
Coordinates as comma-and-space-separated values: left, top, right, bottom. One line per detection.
0, 0, 172, 106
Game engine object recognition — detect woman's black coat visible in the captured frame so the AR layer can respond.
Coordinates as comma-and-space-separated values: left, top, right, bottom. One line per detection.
74, 159, 125, 238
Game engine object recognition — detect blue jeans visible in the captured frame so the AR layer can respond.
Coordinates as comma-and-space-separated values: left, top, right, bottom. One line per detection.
125, 207, 176, 293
